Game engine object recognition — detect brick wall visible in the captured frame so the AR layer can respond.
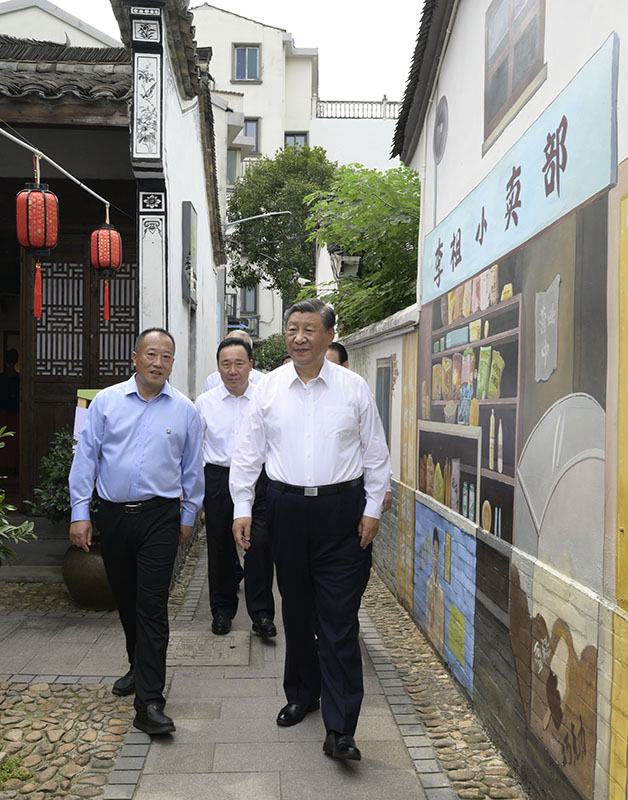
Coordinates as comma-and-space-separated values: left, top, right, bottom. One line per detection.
372, 477, 398, 595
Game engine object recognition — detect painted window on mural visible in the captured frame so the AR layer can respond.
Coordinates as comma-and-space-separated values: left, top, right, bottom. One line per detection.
485, 0, 545, 141
234, 45, 259, 81
376, 359, 392, 446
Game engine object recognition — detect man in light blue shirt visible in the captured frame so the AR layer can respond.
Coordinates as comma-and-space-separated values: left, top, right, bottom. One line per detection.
69, 328, 203, 736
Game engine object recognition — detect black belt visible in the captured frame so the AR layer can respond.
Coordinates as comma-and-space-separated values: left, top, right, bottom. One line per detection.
205, 463, 230, 473
269, 477, 362, 497
100, 496, 177, 514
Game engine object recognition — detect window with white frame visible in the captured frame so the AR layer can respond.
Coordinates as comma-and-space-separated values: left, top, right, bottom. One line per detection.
240, 286, 257, 315
226, 149, 238, 187
234, 45, 260, 81
244, 118, 260, 154
484, 0, 545, 144
285, 133, 308, 148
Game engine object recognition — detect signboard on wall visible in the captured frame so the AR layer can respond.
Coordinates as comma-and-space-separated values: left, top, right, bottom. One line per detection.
422, 34, 618, 306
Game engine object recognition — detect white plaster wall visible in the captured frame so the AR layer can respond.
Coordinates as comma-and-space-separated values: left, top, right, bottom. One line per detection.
256, 280, 283, 339
162, 47, 218, 397
315, 246, 335, 290
345, 336, 404, 482
192, 6, 286, 156
409, 0, 628, 238
0, 7, 117, 45
284, 57, 313, 133
310, 117, 399, 171
211, 99, 229, 225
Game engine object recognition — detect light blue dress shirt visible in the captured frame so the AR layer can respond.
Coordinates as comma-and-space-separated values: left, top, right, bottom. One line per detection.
69, 375, 204, 527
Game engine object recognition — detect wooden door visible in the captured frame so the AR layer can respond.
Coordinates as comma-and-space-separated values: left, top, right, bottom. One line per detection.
19, 234, 138, 506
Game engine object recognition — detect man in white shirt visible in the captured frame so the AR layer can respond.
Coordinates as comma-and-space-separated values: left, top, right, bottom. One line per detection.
231, 299, 390, 762
196, 338, 275, 637
202, 330, 264, 393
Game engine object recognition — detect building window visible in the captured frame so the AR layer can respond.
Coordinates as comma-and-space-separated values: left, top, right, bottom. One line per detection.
285, 133, 308, 148
376, 359, 392, 446
244, 118, 260, 154
234, 45, 259, 81
240, 286, 257, 315
227, 149, 237, 187
484, 0, 545, 144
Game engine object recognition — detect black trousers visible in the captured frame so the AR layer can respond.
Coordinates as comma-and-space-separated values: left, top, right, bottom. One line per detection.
94, 497, 180, 713
267, 482, 370, 736
203, 465, 274, 621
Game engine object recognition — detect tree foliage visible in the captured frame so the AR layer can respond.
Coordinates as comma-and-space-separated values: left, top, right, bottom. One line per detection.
254, 332, 287, 372
304, 164, 421, 335
226, 146, 337, 300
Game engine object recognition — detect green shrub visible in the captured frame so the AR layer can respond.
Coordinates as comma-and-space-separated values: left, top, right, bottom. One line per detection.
0, 756, 31, 786
30, 426, 75, 523
254, 332, 288, 372
0, 427, 36, 565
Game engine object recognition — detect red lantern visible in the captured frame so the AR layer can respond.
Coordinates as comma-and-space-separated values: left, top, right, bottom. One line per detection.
91, 223, 122, 321
16, 182, 59, 319
16, 182, 59, 251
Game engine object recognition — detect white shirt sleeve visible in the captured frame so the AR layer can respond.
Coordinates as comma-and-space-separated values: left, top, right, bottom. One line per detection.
229, 391, 266, 518
357, 383, 391, 519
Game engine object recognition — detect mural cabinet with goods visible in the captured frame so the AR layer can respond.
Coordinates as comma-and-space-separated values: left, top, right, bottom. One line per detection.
418, 262, 521, 543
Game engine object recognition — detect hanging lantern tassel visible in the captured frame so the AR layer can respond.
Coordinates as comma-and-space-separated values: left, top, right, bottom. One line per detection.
91, 221, 122, 321
34, 259, 42, 319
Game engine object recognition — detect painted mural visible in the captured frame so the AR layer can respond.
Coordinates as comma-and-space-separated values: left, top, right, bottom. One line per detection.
414, 503, 475, 695
408, 25, 619, 800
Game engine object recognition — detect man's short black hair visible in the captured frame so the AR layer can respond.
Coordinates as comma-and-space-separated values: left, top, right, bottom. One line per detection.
327, 341, 348, 364
216, 337, 253, 361
283, 298, 335, 330
134, 327, 176, 353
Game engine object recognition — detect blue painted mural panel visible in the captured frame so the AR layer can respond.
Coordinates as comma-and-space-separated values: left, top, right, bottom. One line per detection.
414, 501, 476, 695
422, 34, 618, 305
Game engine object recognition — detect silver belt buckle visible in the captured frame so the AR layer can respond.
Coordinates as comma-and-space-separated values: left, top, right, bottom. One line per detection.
304, 486, 318, 497
124, 502, 142, 514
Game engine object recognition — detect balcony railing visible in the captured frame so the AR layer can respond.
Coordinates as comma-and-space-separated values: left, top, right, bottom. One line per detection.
315, 96, 400, 119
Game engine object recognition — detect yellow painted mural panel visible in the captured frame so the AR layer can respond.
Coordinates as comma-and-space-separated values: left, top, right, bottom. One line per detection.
617, 194, 628, 611
609, 613, 628, 799
401, 331, 418, 488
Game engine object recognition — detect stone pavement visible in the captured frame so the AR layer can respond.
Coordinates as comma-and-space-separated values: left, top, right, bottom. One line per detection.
0, 543, 452, 800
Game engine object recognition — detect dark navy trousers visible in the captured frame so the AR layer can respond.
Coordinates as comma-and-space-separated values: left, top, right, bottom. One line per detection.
267, 482, 371, 736
203, 465, 274, 622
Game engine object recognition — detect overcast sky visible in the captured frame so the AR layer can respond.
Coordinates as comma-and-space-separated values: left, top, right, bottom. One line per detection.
50, 0, 420, 101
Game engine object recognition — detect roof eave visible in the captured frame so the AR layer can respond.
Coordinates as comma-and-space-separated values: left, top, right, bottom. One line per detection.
392, 0, 457, 164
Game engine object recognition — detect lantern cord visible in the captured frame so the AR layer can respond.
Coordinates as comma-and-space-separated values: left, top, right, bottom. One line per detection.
104, 279, 110, 322
0, 126, 110, 210
33, 261, 42, 319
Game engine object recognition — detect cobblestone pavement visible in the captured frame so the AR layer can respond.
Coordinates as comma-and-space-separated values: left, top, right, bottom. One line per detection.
1, 534, 529, 800
0, 535, 204, 799
363, 571, 529, 800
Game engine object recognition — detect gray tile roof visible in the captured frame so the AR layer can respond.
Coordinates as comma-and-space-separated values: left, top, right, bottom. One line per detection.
0, 33, 131, 102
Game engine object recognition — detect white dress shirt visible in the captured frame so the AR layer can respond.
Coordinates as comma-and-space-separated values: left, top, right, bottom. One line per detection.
202, 367, 263, 394
230, 358, 390, 520
195, 381, 256, 467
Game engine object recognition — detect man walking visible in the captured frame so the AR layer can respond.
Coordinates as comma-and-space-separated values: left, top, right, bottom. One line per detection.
195, 337, 275, 637
231, 299, 390, 761
68, 328, 204, 735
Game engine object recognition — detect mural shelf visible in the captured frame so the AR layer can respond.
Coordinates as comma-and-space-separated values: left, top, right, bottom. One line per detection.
431, 293, 522, 338
431, 398, 517, 408
431, 327, 519, 359
460, 462, 516, 487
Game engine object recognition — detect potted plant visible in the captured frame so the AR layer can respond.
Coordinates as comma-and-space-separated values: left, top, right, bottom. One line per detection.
29, 426, 116, 610
0, 427, 36, 565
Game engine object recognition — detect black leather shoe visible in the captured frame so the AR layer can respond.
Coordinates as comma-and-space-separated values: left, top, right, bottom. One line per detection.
212, 614, 232, 635
276, 700, 320, 727
112, 669, 135, 697
323, 731, 362, 761
252, 617, 277, 638
133, 704, 175, 735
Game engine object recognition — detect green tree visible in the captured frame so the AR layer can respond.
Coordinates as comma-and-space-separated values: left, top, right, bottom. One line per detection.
304, 164, 421, 335
226, 146, 337, 300
254, 332, 287, 372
